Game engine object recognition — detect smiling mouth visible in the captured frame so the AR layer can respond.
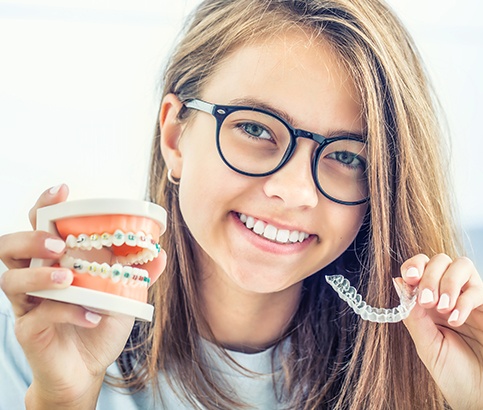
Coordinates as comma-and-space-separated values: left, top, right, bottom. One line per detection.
237, 212, 310, 244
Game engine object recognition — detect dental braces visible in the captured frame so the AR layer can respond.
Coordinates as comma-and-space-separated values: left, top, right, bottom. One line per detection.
60, 255, 151, 287
325, 274, 417, 323
65, 230, 160, 265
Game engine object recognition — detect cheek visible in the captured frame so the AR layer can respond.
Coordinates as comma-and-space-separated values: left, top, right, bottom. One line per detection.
326, 203, 367, 246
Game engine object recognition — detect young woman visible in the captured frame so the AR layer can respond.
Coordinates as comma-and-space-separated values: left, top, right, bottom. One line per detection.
1, 0, 482, 409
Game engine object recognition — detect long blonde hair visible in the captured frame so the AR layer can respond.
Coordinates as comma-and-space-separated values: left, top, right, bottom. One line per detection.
116, 1, 461, 408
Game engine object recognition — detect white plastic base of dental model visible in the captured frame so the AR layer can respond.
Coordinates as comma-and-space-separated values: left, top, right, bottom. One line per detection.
325, 274, 417, 323
29, 286, 154, 321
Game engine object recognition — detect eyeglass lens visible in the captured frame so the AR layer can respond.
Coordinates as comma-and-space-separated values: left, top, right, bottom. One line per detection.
218, 109, 368, 203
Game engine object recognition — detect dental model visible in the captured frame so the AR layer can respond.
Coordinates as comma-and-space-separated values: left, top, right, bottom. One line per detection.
325, 274, 417, 323
30, 199, 167, 321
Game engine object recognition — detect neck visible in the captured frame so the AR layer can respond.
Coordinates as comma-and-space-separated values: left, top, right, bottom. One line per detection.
199, 270, 302, 353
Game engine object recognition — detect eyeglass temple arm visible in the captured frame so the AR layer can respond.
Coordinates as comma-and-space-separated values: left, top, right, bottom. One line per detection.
184, 99, 215, 115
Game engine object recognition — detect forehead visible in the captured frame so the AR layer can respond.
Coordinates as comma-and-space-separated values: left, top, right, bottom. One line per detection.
201, 29, 364, 135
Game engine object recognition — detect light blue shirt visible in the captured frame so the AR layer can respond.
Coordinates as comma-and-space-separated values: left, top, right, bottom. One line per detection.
0, 289, 286, 409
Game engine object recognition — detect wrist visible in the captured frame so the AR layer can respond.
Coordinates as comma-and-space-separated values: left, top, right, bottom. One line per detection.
25, 374, 105, 410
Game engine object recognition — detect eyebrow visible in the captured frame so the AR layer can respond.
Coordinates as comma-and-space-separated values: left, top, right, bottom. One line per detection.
227, 97, 365, 140
228, 97, 297, 126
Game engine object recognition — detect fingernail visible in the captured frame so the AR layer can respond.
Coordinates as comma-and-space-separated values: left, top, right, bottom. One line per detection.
437, 293, 450, 310
420, 288, 434, 304
405, 267, 420, 279
45, 238, 65, 254
49, 184, 63, 195
448, 309, 460, 324
85, 311, 102, 324
51, 269, 72, 284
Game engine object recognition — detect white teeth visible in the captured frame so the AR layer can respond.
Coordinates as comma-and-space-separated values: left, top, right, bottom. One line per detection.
263, 224, 277, 240
100, 263, 110, 279
90, 234, 102, 250
77, 234, 91, 250
112, 230, 124, 247
125, 232, 137, 247
111, 264, 123, 283
60, 256, 150, 287
276, 229, 290, 243
289, 231, 299, 243
66, 234, 77, 248
122, 267, 133, 284
253, 220, 265, 235
238, 213, 310, 244
89, 262, 101, 275
101, 232, 112, 247
136, 231, 147, 247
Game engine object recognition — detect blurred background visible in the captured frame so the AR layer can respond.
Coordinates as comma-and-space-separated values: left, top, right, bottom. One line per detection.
0, 0, 481, 273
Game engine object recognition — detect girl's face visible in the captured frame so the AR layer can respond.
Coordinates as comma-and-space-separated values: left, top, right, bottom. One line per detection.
170, 30, 367, 295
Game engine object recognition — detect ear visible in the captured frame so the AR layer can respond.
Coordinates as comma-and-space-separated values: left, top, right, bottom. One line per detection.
159, 93, 185, 179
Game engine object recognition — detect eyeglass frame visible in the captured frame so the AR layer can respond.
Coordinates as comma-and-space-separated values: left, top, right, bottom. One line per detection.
183, 98, 370, 206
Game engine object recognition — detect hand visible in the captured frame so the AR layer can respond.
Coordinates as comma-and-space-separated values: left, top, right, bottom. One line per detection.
0, 185, 155, 409
399, 253, 483, 410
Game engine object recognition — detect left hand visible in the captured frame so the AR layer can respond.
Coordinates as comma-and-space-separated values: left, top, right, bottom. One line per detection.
399, 253, 483, 410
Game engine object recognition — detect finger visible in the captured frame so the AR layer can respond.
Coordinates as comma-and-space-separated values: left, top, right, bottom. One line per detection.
436, 256, 477, 314
0, 230, 66, 270
402, 302, 442, 369
417, 254, 453, 309
401, 253, 430, 286
446, 286, 483, 327
28, 184, 69, 229
443, 266, 483, 327
1, 266, 73, 317
15, 301, 103, 349
1, 266, 73, 297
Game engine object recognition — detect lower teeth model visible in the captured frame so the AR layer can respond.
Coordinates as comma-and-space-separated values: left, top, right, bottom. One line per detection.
325, 274, 417, 323
29, 199, 167, 322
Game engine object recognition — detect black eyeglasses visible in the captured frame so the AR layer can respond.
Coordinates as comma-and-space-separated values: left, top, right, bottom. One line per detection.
184, 98, 369, 205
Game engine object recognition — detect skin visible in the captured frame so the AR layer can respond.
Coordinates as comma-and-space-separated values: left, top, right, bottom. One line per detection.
0, 29, 482, 409
161, 31, 367, 351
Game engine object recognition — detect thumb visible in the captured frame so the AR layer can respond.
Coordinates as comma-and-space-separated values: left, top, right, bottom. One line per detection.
29, 184, 69, 229
393, 277, 442, 369
402, 300, 443, 370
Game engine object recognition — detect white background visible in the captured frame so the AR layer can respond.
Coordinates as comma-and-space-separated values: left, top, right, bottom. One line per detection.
0, 0, 482, 271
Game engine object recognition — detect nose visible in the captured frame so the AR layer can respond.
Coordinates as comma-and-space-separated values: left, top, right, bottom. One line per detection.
262, 139, 319, 208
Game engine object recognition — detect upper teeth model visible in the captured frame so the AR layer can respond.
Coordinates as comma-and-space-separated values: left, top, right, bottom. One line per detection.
29, 199, 167, 321
238, 213, 310, 243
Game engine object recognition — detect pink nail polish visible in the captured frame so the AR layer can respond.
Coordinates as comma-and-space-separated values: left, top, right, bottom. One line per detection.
420, 288, 434, 304
51, 269, 72, 284
85, 311, 102, 324
49, 184, 63, 195
405, 267, 420, 279
437, 293, 450, 310
45, 238, 65, 254
448, 309, 460, 323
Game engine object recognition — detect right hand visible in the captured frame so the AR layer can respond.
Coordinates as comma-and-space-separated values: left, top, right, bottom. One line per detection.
0, 185, 137, 409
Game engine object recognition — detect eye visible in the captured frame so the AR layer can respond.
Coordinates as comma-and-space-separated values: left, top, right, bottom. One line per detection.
238, 122, 273, 140
328, 151, 365, 169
